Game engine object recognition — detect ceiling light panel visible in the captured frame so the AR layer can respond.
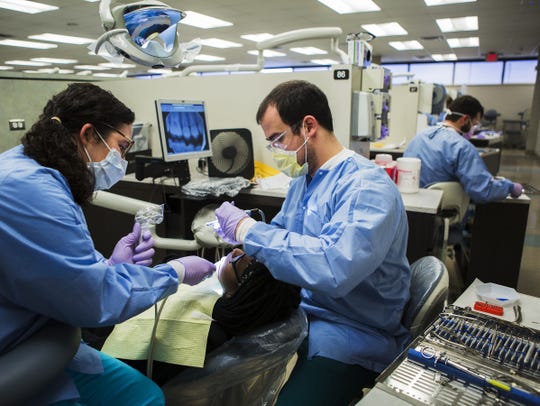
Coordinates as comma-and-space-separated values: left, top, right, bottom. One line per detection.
148, 68, 172, 74
311, 58, 339, 65
36, 68, 75, 74
28, 33, 95, 44
181, 11, 233, 29
290, 47, 327, 55
199, 38, 242, 48
74, 65, 110, 71
432, 53, 457, 61
0, 0, 57, 14
194, 54, 226, 62
317, 0, 380, 14
436, 16, 478, 32
5, 60, 51, 66
0, 39, 57, 49
241, 33, 274, 42
0, 66, 14, 70
447, 37, 479, 48
425, 0, 476, 5
389, 41, 424, 50
361, 22, 407, 37
247, 50, 286, 57
31, 57, 78, 64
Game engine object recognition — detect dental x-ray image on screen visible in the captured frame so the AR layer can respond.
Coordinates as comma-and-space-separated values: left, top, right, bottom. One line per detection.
155, 99, 213, 162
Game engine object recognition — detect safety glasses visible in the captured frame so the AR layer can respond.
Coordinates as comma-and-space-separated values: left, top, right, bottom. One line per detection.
229, 252, 247, 284
265, 120, 305, 153
265, 130, 288, 153
100, 122, 134, 157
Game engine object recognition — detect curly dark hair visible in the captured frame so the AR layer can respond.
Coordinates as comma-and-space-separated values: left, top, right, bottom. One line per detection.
21, 82, 135, 205
212, 261, 301, 337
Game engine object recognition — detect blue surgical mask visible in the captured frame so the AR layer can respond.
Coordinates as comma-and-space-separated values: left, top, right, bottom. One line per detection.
85, 132, 128, 191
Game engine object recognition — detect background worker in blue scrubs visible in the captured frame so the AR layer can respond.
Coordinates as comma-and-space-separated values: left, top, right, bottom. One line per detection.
215, 80, 411, 405
404, 95, 523, 203
0, 83, 215, 406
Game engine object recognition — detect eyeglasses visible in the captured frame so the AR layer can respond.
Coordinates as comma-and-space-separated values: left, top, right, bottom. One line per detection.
229, 252, 247, 284
100, 122, 134, 157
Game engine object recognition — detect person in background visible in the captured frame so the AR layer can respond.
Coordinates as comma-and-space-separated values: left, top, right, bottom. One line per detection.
215, 80, 411, 405
0, 83, 215, 406
404, 95, 523, 203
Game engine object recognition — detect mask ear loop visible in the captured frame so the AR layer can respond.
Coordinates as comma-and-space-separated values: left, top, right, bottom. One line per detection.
83, 147, 93, 163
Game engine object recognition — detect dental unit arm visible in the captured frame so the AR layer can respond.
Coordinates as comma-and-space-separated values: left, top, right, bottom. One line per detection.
176, 26, 348, 77
91, 190, 201, 252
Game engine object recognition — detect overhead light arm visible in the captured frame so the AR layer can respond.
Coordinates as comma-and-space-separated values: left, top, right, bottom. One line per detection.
99, 0, 115, 30
91, 191, 201, 252
176, 26, 346, 77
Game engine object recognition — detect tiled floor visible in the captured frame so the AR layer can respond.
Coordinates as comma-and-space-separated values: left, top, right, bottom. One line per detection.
497, 148, 540, 297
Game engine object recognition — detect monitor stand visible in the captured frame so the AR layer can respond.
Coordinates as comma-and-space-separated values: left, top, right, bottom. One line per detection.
135, 156, 190, 186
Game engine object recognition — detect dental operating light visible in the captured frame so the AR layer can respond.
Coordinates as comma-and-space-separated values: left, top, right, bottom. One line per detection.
91, 0, 200, 68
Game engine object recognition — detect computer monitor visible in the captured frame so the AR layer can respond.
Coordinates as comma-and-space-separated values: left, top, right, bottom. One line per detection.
155, 99, 213, 162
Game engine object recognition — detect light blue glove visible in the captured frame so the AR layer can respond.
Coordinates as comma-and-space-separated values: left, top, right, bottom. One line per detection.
172, 256, 216, 286
511, 182, 523, 198
107, 222, 155, 266
215, 202, 249, 245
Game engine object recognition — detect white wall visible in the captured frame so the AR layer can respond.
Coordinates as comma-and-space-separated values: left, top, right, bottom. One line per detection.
99, 69, 356, 168
0, 79, 73, 152
0, 75, 535, 158
446, 84, 534, 130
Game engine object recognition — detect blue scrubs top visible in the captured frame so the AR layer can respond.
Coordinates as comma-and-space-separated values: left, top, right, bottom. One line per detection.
244, 149, 411, 373
404, 125, 514, 203
0, 145, 178, 403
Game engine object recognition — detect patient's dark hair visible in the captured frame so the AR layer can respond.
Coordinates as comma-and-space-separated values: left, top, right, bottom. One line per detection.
212, 261, 301, 337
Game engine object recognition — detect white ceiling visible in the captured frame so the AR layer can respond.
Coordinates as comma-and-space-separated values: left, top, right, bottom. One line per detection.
0, 0, 539, 77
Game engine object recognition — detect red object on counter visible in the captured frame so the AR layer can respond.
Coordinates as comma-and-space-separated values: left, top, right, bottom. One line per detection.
473, 301, 504, 316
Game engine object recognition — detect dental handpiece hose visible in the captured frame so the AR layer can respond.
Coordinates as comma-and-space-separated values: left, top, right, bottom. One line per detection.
407, 348, 540, 406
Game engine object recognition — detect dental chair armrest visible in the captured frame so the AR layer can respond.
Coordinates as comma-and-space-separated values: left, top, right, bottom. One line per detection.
0, 320, 81, 406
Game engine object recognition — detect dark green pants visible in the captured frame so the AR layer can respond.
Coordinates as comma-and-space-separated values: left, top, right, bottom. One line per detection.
277, 339, 379, 406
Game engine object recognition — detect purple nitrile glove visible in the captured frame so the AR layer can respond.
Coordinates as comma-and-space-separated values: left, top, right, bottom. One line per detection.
172, 256, 216, 286
107, 222, 145, 265
511, 182, 523, 198
132, 228, 155, 266
215, 202, 249, 245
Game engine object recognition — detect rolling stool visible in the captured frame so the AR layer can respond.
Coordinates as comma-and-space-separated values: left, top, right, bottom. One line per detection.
191, 204, 238, 261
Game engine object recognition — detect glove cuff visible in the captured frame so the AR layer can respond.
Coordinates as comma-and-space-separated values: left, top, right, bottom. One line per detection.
167, 259, 186, 283
236, 217, 256, 243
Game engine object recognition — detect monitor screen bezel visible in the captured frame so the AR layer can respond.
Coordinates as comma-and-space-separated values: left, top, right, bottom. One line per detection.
154, 99, 213, 162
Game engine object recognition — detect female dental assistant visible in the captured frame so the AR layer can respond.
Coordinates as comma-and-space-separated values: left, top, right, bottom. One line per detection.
0, 83, 215, 405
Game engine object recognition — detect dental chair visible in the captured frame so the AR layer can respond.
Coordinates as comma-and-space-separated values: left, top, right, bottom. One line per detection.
402, 256, 449, 339
0, 320, 81, 405
427, 182, 470, 263
161, 308, 308, 406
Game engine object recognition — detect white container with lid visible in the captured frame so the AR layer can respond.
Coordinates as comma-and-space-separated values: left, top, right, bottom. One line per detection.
396, 157, 421, 193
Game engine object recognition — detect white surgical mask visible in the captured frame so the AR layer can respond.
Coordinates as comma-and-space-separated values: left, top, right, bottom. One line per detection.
85, 131, 128, 190
271, 129, 309, 178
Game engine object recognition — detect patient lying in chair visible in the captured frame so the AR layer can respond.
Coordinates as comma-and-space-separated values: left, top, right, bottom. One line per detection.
100, 249, 301, 385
